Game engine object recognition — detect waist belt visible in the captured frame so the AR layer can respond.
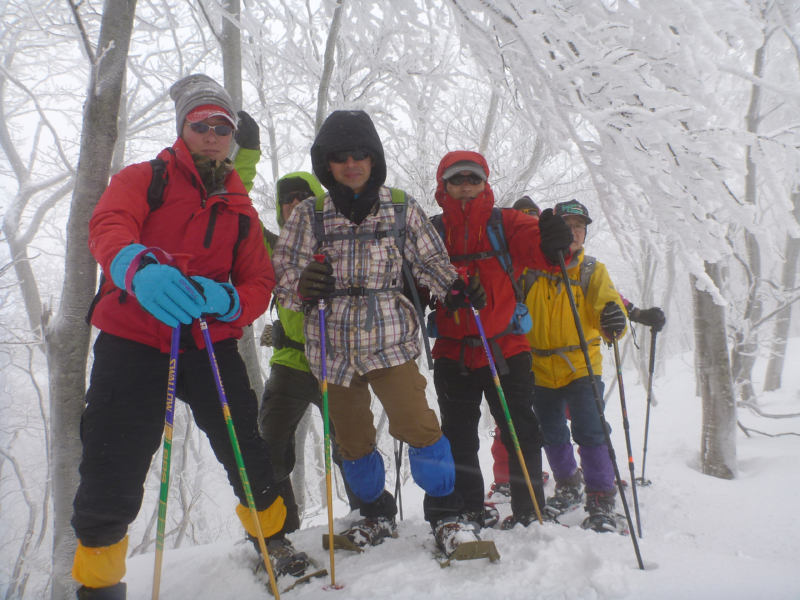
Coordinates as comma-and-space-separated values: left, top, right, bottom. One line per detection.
282, 337, 305, 352
330, 285, 403, 330
531, 336, 601, 372
444, 322, 517, 376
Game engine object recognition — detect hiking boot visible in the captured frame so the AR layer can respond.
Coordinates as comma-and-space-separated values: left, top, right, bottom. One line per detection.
546, 468, 584, 514
340, 516, 398, 548
77, 583, 126, 600
434, 517, 481, 557
581, 490, 617, 533
462, 504, 499, 529
499, 507, 559, 530
248, 535, 310, 577
487, 481, 511, 502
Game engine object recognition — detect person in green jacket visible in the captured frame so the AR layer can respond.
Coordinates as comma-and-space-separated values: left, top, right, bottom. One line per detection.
259, 171, 362, 533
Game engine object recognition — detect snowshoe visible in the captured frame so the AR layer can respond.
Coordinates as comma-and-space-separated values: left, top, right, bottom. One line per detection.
580, 490, 619, 534
323, 516, 397, 551
483, 504, 500, 528
250, 536, 328, 596
487, 481, 511, 502
434, 517, 500, 567
499, 507, 559, 530
546, 469, 584, 514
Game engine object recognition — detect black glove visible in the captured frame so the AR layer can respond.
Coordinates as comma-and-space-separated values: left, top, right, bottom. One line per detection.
629, 306, 666, 332
444, 276, 486, 311
465, 276, 487, 310
234, 110, 260, 151
599, 301, 627, 336
298, 261, 335, 300
538, 208, 573, 265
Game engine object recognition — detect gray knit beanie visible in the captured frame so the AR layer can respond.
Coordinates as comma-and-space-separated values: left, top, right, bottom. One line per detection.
169, 74, 236, 137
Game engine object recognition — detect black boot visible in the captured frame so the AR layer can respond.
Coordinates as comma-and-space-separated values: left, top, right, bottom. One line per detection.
248, 533, 311, 577
77, 582, 126, 600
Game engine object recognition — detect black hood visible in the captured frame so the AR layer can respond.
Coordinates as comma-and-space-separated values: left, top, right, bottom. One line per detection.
310, 110, 387, 191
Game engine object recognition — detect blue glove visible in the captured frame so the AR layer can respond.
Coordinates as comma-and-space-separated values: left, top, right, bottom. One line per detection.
131, 264, 205, 327
191, 276, 241, 322
110, 244, 148, 289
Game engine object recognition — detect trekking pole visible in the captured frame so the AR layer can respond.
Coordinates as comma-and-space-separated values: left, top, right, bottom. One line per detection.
556, 250, 644, 570
152, 325, 180, 600
314, 255, 341, 589
610, 335, 643, 539
636, 331, 658, 487
394, 441, 404, 521
198, 318, 281, 599
457, 268, 544, 525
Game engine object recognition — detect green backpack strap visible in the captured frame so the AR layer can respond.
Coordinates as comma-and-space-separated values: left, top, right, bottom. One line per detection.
388, 187, 408, 256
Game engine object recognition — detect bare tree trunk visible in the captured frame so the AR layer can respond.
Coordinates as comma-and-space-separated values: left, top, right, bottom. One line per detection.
110, 75, 128, 176
315, 0, 345, 134
291, 406, 313, 526
691, 264, 738, 480
730, 40, 766, 405
220, 0, 242, 112
763, 188, 800, 391
48, 1, 137, 597
478, 91, 499, 156
217, 0, 264, 399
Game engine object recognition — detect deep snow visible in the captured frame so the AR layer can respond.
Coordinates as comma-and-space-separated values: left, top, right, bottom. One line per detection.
123, 339, 800, 600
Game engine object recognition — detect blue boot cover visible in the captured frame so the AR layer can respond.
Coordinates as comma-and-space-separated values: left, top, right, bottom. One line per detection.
341, 448, 386, 504
408, 436, 455, 497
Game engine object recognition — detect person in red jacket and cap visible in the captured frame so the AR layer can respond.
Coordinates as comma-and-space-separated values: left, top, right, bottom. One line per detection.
71, 74, 307, 600
430, 151, 574, 531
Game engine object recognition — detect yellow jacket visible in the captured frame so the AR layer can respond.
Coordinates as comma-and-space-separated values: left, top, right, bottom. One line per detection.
523, 250, 626, 389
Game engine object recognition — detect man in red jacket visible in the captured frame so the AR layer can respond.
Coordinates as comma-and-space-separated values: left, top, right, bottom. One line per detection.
431, 151, 573, 530
71, 74, 305, 600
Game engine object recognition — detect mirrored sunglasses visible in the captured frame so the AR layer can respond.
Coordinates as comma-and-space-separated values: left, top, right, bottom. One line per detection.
189, 122, 233, 136
521, 207, 539, 216
446, 174, 484, 186
327, 149, 371, 163
279, 190, 313, 205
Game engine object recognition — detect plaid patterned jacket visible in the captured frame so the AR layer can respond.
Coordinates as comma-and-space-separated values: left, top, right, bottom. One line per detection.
273, 186, 457, 386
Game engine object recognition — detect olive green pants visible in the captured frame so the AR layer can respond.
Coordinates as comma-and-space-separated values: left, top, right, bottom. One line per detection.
327, 360, 442, 460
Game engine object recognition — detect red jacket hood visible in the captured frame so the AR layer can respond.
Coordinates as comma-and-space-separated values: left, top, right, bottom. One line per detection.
435, 151, 495, 230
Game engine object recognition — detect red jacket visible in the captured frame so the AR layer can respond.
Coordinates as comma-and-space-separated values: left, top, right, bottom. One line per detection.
431, 151, 556, 370
89, 138, 274, 352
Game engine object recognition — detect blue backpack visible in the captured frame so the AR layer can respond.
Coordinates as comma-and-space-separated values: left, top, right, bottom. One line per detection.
430, 208, 532, 337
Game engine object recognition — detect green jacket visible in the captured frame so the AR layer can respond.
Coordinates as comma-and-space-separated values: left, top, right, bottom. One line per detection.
266, 171, 325, 372
234, 148, 260, 194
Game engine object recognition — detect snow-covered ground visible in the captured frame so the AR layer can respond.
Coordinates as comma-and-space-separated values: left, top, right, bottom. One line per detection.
124, 339, 800, 600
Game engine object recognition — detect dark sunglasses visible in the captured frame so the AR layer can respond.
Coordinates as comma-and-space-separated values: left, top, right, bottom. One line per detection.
327, 149, 371, 163
279, 190, 312, 205
189, 122, 233, 136
446, 174, 484, 186
521, 207, 539, 216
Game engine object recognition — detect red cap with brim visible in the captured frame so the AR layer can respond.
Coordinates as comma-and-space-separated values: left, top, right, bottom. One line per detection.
186, 104, 236, 129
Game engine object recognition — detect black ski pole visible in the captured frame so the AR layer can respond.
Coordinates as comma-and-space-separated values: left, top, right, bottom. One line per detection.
636, 331, 658, 487
556, 250, 644, 570
394, 440, 404, 521
610, 335, 642, 539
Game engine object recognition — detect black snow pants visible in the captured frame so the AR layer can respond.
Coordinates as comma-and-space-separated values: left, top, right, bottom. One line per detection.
434, 351, 545, 520
72, 332, 279, 547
